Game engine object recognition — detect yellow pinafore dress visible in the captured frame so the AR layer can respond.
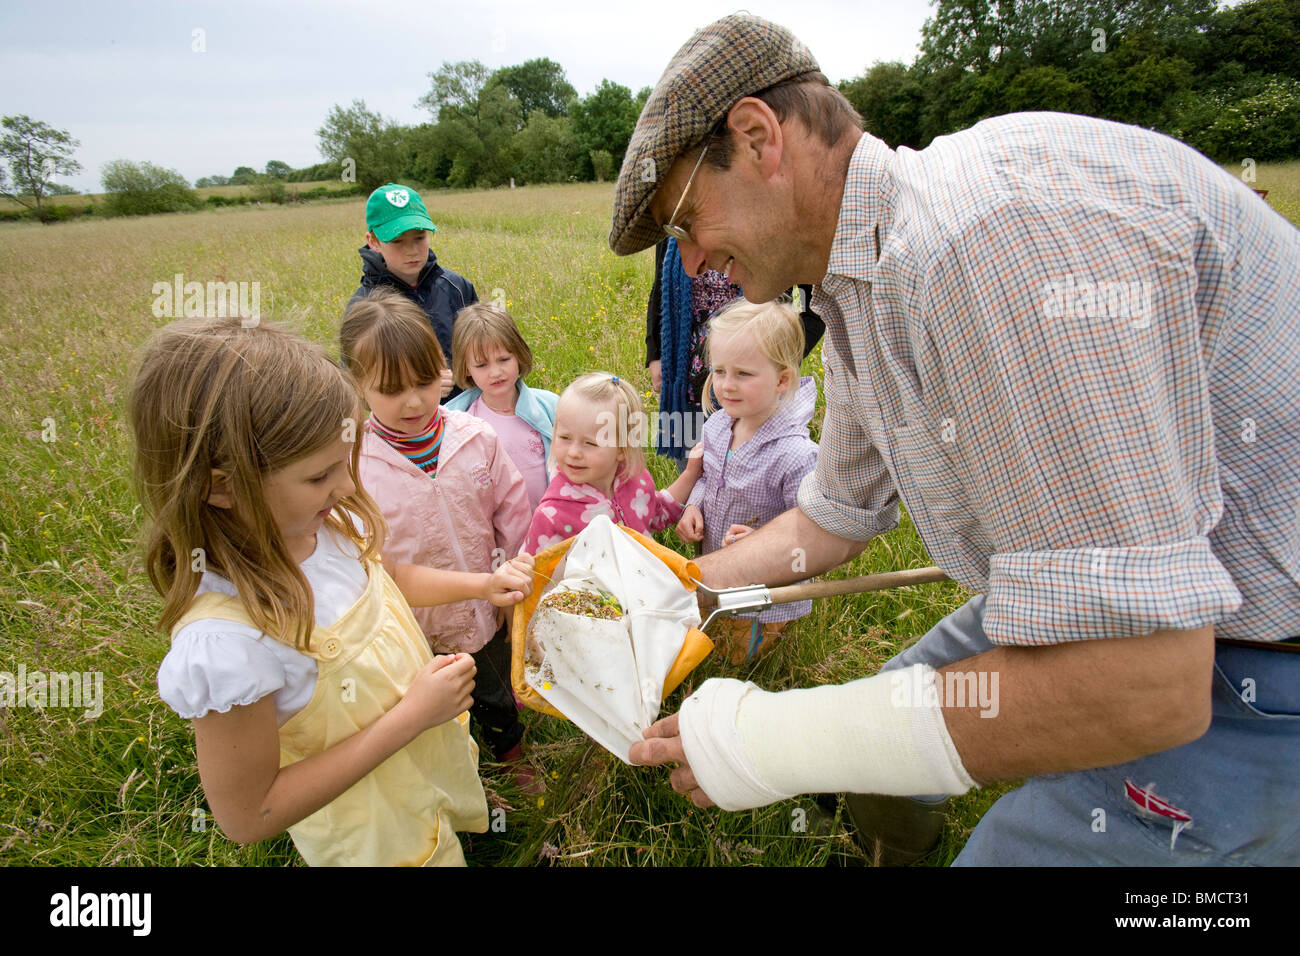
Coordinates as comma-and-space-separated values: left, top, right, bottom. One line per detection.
172, 556, 489, 866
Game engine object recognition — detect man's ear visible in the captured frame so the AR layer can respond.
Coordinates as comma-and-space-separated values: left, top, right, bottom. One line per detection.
726, 98, 784, 178
207, 469, 234, 509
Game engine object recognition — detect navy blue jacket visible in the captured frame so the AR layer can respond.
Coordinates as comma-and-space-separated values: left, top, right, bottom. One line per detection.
350, 246, 478, 372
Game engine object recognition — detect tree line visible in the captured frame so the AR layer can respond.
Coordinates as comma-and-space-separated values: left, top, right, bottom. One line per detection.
302, 58, 649, 192
4, 0, 1297, 221
843, 0, 1300, 160
300, 0, 1300, 193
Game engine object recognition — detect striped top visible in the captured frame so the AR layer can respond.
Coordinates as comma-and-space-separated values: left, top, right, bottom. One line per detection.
369, 410, 445, 475
799, 112, 1300, 646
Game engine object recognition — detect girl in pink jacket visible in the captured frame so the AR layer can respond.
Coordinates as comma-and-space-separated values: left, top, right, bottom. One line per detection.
342, 289, 535, 784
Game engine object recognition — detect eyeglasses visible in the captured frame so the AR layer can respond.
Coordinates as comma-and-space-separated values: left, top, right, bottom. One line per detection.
662, 138, 711, 243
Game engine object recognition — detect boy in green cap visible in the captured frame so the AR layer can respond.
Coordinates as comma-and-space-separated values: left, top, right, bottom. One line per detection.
350, 183, 478, 398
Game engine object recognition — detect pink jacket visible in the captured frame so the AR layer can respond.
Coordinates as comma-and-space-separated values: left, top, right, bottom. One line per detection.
359, 410, 530, 653
523, 469, 684, 555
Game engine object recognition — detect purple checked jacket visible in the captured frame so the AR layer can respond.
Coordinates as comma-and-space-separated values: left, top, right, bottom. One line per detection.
687, 376, 820, 623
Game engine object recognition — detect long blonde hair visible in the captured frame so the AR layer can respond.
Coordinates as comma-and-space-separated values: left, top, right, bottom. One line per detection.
701, 298, 805, 415
128, 316, 387, 650
556, 372, 647, 485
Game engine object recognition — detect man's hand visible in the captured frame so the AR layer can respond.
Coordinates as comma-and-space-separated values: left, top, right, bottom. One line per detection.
649, 359, 662, 394
628, 713, 716, 808
439, 368, 454, 398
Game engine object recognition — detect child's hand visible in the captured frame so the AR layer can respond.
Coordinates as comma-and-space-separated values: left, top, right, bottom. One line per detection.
485, 553, 534, 607
677, 505, 704, 542
399, 653, 476, 733
722, 524, 753, 547
440, 368, 454, 399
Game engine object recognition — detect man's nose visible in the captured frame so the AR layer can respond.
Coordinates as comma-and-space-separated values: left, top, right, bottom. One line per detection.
676, 238, 707, 278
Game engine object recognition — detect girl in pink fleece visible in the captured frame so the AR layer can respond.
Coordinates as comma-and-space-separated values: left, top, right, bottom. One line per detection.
523, 372, 701, 554
342, 289, 535, 783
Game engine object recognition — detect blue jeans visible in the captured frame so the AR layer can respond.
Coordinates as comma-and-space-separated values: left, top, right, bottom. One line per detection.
881, 596, 1300, 865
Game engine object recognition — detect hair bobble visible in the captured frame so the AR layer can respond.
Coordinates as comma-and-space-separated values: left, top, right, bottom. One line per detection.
611, 375, 619, 384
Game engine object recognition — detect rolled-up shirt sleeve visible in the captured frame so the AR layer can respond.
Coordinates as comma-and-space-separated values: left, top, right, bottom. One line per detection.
986, 541, 1239, 645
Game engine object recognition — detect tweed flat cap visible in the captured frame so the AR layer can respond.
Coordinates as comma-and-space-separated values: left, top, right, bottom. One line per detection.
608, 14, 820, 256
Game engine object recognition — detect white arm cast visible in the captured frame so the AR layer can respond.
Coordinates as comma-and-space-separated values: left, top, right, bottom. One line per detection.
677, 665, 976, 811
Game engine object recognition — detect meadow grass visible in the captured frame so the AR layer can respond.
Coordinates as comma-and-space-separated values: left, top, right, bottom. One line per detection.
1226, 158, 1300, 226
1, 171, 1295, 867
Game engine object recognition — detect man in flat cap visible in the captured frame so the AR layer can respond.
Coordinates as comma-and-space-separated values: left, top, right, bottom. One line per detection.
618, 14, 1300, 865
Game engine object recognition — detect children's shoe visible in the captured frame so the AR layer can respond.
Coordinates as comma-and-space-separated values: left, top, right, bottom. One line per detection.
499, 743, 544, 795
714, 618, 786, 666
745, 620, 785, 663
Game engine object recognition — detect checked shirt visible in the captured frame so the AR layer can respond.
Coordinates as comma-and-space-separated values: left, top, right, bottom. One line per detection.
799, 112, 1300, 646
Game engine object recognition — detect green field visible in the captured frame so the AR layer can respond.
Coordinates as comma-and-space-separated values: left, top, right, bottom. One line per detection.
0, 179, 346, 214
1, 173, 1296, 866
1223, 158, 1300, 225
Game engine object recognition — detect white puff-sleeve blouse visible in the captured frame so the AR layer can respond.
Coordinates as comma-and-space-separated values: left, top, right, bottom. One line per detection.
157, 529, 368, 725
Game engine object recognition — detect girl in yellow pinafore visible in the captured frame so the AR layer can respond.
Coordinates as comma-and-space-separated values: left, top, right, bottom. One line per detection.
130, 316, 534, 866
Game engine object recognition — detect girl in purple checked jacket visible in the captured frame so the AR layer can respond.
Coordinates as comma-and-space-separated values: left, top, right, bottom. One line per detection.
677, 299, 819, 664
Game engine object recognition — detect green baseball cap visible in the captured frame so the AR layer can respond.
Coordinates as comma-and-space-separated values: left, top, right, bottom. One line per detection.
366, 183, 437, 242
608, 14, 820, 256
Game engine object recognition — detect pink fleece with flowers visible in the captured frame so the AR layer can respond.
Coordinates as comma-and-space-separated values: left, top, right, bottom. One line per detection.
523, 469, 683, 554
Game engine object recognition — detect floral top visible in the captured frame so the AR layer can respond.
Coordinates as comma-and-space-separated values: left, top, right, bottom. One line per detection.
523, 469, 684, 554
686, 270, 742, 406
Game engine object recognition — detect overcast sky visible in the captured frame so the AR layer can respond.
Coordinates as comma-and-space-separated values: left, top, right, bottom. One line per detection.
0, 0, 934, 192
